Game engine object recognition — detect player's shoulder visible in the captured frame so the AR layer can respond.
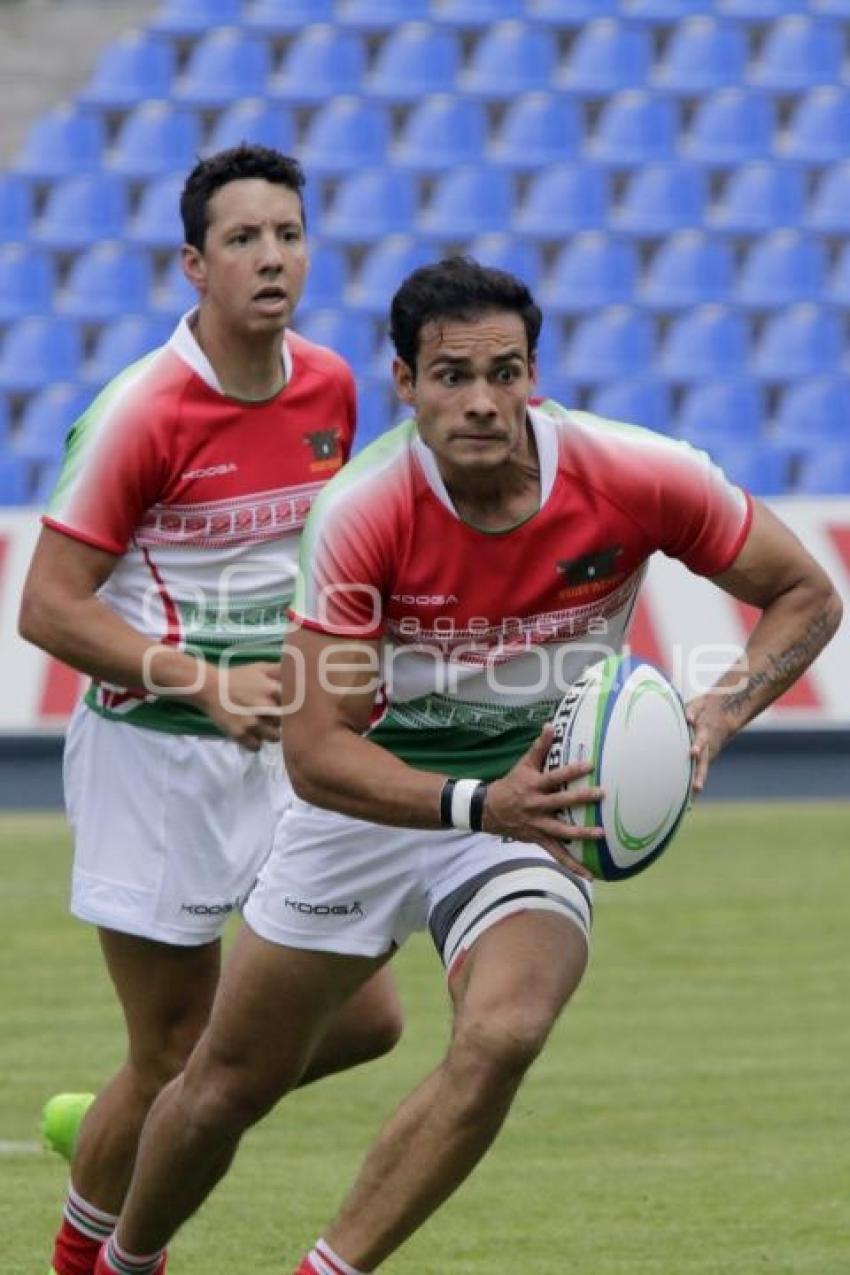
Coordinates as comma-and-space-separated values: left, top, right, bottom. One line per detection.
73, 342, 188, 438
309, 418, 418, 519
534, 398, 707, 475
287, 329, 354, 387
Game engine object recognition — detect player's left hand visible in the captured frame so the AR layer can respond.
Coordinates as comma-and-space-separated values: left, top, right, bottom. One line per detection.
685, 694, 733, 796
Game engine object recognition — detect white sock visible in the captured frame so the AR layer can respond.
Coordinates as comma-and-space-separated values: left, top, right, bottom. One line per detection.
308, 1237, 369, 1275
63, 1183, 118, 1242
102, 1235, 165, 1275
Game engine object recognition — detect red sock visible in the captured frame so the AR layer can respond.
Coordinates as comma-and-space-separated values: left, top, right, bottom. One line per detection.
52, 1189, 118, 1275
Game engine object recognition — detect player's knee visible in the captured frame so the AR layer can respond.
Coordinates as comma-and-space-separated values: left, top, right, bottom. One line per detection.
182, 1055, 286, 1136
128, 1018, 208, 1101
360, 995, 404, 1062
450, 1007, 552, 1094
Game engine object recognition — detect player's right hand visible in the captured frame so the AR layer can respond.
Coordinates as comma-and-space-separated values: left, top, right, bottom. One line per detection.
482, 725, 603, 880
197, 661, 283, 751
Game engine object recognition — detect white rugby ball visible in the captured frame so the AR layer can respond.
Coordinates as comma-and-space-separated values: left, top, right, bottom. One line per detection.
545, 654, 693, 881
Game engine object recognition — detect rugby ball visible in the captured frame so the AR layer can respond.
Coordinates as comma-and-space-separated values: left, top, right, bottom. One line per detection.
545, 654, 693, 881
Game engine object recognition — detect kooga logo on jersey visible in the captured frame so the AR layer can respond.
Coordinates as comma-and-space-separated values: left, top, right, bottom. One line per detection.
181, 462, 239, 481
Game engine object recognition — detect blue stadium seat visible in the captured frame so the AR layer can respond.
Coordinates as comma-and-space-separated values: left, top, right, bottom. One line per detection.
467, 234, 542, 291
806, 164, 850, 235
715, 0, 800, 16
533, 318, 568, 380
542, 234, 638, 313
395, 96, 488, 173
365, 24, 460, 101
826, 243, 850, 305
589, 92, 678, 167
347, 237, 433, 314
459, 22, 558, 99
489, 94, 581, 170
676, 379, 764, 442
417, 167, 513, 240
781, 89, 850, 165
735, 232, 827, 309
244, 0, 333, 34
175, 30, 271, 108
126, 176, 184, 250
710, 163, 805, 235
619, 0, 706, 21
152, 256, 197, 319
589, 377, 672, 434
657, 305, 748, 381
80, 33, 175, 110
753, 305, 842, 379
811, 0, 850, 12
294, 308, 375, 377
0, 318, 82, 393
269, 26, 365, 105
353, 379, 396, 452
0, 395, 10, 447
797, 445, 850, 495
0, 246, 56, 321
0, 174, 33, 243
749, 16, 843, 91
206, 100, 295, 155
432, 0, 525, 26
683, 90, 776, 166
527, 0, 616, 21
109, 104, 202, 179
336, 0, 429, 29
298, 244, 348, 313
34, 174, 128, 251
150, 0, 242, 36
0, 456, 30, 505
13, 384, 93, 462
83, 316, 172, 387
300, 98, 389, 176
613, 164, 707, 236
707, 441, 789, 497
565, 307, 655, 380
320, 170, 417, 244
640, 231, 734, 309
653, 18, 747, 93
774, 377, 850, 445
14, 105, 105, 180
536, 370, 576, 407
559, 20, 651, 94
514, 165, 608, 239
61, 245, 153, 323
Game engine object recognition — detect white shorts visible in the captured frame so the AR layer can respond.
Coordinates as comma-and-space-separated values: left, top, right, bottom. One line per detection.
64, 703, 290, 946
244, 797, 593, 973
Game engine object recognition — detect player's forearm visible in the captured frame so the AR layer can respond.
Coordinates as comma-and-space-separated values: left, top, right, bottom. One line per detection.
18, 592, 214, 707
285, 724, 447, 829
712, 578, 842, 735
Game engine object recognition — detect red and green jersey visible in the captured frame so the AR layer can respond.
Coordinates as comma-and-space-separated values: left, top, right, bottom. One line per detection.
44, 312, 355, 734
291, 400, 752, 779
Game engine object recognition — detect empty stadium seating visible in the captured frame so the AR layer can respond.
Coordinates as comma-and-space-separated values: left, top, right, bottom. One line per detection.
2, 0, 849, 502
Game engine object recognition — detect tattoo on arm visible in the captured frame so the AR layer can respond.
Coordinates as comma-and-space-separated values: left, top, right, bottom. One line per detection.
721, 613, 833, 720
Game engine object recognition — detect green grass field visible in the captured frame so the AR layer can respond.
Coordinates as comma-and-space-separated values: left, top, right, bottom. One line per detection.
3, 805, 849, 1275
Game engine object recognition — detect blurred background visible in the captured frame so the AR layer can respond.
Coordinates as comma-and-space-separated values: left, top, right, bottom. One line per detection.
0, 0, 848, 796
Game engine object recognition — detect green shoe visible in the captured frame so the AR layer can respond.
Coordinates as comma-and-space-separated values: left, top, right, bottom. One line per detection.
40, 1092, 95, 1162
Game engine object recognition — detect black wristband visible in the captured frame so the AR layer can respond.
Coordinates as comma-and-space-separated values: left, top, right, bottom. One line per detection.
469, 781, 488, 833
439, 778, 457, 828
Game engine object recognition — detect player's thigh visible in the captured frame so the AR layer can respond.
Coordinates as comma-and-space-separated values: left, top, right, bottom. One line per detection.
98, 928, 221, 1074
64, 706, 280, 945
190, 925, 390, 1114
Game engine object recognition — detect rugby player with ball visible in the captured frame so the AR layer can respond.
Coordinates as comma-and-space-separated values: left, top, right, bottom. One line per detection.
94, 257, 841, 1274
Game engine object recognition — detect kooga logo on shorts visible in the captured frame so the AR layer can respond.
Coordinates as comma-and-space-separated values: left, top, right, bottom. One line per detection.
284, 896, 364, 919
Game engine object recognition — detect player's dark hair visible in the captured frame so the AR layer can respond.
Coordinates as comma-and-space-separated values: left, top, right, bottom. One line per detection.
389, 256, 543, 376
180, 144, 307, 251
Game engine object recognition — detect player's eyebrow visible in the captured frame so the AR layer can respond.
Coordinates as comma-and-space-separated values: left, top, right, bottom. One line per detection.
429, 348, 526, 369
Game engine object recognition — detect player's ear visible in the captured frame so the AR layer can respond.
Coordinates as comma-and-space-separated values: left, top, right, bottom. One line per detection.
392, 356, 416, 406
181, 243, 206, 295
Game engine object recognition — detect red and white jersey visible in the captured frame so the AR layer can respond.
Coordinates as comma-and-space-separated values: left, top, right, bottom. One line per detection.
44, 312, 355, 734
292, 400, 752, 778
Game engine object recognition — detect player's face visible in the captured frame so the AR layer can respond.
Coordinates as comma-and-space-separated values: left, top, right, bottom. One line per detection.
182, 178, 309, 334
393, 312, 536, 472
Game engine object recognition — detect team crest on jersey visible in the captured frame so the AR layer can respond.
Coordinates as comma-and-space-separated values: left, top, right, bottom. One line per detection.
557, 545, 625, 596
304, 428, 342, 473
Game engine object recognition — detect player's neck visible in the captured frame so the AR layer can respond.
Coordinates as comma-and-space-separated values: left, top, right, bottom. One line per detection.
442, 420, 541, 533
193, 309, 286, 402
